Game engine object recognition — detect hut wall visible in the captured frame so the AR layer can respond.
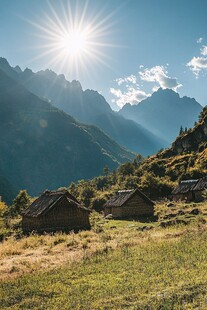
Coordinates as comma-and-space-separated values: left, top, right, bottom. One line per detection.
172, 194, 184, 202
111, 206, 123, 218
172, 192, 194, 202
104, 207, 112, 216
194, 190, 204, 202
104, 194, 154, 218
22, 198, 90, 232
121, 194, 154, 217
104, 206, 123, 217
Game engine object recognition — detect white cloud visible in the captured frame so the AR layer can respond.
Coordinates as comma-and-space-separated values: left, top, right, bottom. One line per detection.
187, 45, 207, 77
152, 85, 159, 92
110, 86, 150, 108
201, 45, 207, 56
187, 56, 207, 77
115, 78, 125, 86
111, 64, 182, 108
139, 65, 182, 91
115, 74, 137, 86
197, 37, 203, 44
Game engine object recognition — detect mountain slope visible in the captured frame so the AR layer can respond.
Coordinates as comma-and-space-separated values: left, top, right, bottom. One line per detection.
0, 58, 165, 156
0, 172, 15, 204
119, 88, 202, 143
68, 106, 207, 205
0, 69, 134, 199
90, 112, 164, 155
140, 105, 207, 182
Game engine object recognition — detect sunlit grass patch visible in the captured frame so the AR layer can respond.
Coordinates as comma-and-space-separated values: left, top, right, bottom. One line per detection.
0, 202, 206, 282
0, 229, 206, 309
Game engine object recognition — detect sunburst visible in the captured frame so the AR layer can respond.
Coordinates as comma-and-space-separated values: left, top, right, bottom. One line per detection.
26, 0, 120, 80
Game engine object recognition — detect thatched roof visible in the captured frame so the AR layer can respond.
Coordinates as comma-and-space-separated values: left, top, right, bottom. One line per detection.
172, 177, 207, 195
172, 180, 199, 195
23, 189, 89, 218
104, 189, 154, 208
193, 177, 207, 191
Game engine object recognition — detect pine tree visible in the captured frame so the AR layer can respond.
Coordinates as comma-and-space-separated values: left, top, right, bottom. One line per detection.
179, 126, 184, 135
11, 190, 31, 216
103, 165, 110, 176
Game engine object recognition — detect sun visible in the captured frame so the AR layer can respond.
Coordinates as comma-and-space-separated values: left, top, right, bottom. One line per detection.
27, 1, 119, 79
59, 28, 90, 57
61, 30, 86, 56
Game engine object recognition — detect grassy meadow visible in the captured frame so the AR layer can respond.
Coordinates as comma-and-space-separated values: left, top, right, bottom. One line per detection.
0, 202, 207, 309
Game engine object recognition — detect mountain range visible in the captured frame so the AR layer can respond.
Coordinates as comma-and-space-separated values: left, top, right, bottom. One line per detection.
1, 58, 202, 155
0, 57, 205, 202
0, 68, 134, 202
0, 58, 165, 156
119, 88, 202, 143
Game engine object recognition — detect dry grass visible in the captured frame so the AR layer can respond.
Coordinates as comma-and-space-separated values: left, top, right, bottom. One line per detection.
1, 224, 207, 309
0, 201, 206, 281
0, 225, 206, 281
0, 202, 207, 309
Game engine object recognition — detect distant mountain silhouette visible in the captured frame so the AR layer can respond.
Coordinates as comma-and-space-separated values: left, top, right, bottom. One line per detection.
0, 68, 134, 199
119, 88, 202, 143
0, 58, 165, 155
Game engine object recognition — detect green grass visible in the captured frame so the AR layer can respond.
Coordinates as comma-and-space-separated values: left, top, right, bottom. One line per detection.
0, 228, 207, 309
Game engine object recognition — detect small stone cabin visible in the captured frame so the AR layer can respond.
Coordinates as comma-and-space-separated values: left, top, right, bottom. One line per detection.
171, 177, 207, 202
104, 189, 154, 218
22, 189, 90, 233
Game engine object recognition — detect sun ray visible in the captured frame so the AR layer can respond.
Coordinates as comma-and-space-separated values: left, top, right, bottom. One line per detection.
24, 0, 121, 80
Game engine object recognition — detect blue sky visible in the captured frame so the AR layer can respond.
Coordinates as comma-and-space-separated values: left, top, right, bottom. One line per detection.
0, 0, 207, 110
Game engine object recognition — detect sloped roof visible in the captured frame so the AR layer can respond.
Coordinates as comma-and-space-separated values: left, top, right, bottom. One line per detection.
172, 179, 199, 195
193, 177, 207, 191
104, 189, 154, 208
23, 189, 89, 218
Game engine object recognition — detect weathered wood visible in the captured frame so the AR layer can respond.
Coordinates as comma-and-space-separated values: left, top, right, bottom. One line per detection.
104, 189, 154, 218
22, 190, 90, 233
172, 177, 207, 202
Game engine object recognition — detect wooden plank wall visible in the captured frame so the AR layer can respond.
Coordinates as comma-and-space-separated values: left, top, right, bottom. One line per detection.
104, 193, 154, 218
22, 198, 90, 232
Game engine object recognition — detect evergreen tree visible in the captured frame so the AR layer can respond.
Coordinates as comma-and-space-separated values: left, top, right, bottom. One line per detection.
103, 165, 110, 176
133, 154, 144, 168
68, 182, 78, 197
11, 190, 31, 216
179, 126, 184, 135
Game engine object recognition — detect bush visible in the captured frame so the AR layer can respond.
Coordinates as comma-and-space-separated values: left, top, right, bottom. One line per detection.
91, 197, 107, 212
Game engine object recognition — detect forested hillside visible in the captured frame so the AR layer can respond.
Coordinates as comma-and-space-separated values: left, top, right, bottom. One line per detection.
69, 106, 207, 209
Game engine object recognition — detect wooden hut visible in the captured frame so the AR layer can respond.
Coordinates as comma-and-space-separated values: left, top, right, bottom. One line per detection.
104, 189, 154, 219
171, 177, 207, 202
22, 189, 90, 233
171, 180, 199, 202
